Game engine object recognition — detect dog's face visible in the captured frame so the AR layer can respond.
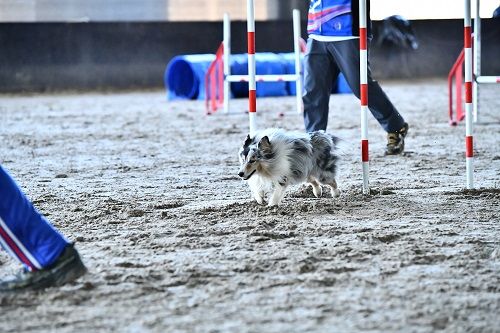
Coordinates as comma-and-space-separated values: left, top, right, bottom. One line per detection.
238, 134, 272, 180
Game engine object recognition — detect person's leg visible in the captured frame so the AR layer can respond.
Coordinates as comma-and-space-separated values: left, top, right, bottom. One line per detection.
303, 39, 339, 132
0, 165, 86, 291
0, 165, 68, 271
329, 39, 406, 133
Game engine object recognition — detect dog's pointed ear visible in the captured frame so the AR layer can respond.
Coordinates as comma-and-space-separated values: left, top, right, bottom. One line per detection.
258, 136, 271, 151
243, 134, 252, 147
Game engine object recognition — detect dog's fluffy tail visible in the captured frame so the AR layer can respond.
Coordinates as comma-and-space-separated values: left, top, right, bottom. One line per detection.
310, 131, 343, 154
325, 133, 350, 178
329, 133, 341, 146
330, 135, 350, 157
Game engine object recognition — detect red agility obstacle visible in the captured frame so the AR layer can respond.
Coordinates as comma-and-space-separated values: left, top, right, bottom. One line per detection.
448, 47, 465, 126
205, 8, 304, 118
448, 9, 500, 127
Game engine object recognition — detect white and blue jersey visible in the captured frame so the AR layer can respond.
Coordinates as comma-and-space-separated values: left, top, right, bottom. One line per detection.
307, 0, 371, 40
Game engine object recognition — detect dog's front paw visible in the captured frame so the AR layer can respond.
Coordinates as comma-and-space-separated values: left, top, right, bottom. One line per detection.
331, 188, 341, 198
268, 195, 283, 206
254, 196, 265, 205
267, 200, 279, 207
312, 185, 322, 198
252, 191, 266, 205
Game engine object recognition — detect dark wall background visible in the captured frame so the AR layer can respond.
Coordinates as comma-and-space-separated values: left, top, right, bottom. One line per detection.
0, 19, 499, 93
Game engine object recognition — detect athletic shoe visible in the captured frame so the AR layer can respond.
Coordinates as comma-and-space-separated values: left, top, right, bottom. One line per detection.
385, 122, 409, 155
0, 243, 87, 292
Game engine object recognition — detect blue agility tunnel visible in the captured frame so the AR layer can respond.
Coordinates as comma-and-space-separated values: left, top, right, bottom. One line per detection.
164, 54, 215, 100
165, 53, 291, 101
164, 52, 351, 100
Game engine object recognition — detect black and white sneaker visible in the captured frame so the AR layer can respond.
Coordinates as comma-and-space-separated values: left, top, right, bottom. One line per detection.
0, 243, 87, 292
385, 122, 409, 155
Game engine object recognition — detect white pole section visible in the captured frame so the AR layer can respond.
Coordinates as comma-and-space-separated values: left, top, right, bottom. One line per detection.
247, 0, 257, 136
293, 9, 303, 114
464, 0, 474, 189
359, 0, 369, 195
226, 74, 299, 82
223, 13, 231, 114
472, 0, 481, 122
476, 76, 500, 83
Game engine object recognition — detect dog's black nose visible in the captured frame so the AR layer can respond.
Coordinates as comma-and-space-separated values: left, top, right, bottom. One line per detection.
238, 171, 244, 178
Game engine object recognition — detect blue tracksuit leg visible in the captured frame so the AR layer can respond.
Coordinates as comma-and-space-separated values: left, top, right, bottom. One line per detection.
0, 165, 68, 271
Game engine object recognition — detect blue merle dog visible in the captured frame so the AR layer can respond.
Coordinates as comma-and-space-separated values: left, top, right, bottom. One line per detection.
238, 128, 341, 206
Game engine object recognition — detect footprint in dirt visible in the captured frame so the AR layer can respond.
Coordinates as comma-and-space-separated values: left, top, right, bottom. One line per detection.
128, 209, 146, 217
153, 201, 185, 210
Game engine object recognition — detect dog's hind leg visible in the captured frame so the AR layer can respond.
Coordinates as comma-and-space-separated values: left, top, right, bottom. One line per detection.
308, 177, 322, 198
328, 179, 341, 198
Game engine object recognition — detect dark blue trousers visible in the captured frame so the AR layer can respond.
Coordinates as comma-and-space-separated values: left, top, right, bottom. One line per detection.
303, 38, 406, 133
0, 165, 68, 271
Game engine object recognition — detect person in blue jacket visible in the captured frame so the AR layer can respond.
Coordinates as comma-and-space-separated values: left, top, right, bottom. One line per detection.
0, 165, 86, 291
303, 0, 409, 155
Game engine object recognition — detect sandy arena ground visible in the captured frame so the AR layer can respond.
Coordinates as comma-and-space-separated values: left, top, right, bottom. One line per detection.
0, 80, 499, 333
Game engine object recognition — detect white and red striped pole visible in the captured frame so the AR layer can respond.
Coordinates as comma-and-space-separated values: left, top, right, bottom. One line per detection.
464, 0, 474, 189
293, 9, 303, 114
472, 0, 480, 123
247, 0, 257, 136
359, 0, 369, 194
223, 13, 231, 114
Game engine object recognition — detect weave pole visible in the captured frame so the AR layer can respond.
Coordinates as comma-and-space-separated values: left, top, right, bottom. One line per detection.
464, 0, 474, 189
472, 0, 480, 123
359, 0, 369, 194
223, 13, 231, 114
247, 0, 257, 136
293, 9, 303, 114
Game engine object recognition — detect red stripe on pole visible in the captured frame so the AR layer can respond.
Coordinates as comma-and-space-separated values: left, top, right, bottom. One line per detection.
497, 77, 500, 83
249, 90, 256, 113
247, 32, 255, 54
464, 26, 472, 48
360, 84, 368, 106
361, 139, 369, 162
465, 81, 472, 103
359, 28, 367, 50
466, 136, 473, 158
